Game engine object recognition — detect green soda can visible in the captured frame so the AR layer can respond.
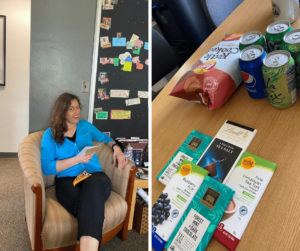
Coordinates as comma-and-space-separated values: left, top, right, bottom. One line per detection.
265, 20, 293, 53
239, 31, 266, 51
262, 50, 297, 108
282, 29, 300, 88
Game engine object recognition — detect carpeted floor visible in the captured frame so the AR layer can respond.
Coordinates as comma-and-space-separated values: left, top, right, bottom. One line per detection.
0, 158, 148, 251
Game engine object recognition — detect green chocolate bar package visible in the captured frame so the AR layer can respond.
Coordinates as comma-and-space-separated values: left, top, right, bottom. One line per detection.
165, 176, 235, 251
157, 130, 212, 186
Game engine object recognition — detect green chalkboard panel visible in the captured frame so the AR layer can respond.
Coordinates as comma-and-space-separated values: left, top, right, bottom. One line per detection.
92, 0, 148, 139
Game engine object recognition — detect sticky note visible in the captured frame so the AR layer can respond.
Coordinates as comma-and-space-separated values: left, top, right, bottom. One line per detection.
134, 39, 142, 47
133, 47, 141, 55
126, 41, 134, 49
111, 110, 124, 120
124, 55, 132, 63
145, 59, 149, 65
114, 58, 119, 66
112, 38, 126, 46
144, 42, 148, 50
132, 56, 139, 63
136, 63, 143, 70
96, 112, 108, 120
123, 62, 132, 72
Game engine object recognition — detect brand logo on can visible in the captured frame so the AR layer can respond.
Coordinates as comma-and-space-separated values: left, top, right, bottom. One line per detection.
242, 72, 256, 88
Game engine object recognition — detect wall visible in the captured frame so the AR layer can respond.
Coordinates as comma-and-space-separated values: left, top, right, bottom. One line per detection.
0, 0, 31, 152
29, 0, 97, 133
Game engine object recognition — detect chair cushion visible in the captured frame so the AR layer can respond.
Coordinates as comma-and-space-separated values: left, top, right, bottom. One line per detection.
42, 186, 128, 249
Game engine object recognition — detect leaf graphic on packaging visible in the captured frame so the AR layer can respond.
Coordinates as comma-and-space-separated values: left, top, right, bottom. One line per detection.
207, 224, 216, 233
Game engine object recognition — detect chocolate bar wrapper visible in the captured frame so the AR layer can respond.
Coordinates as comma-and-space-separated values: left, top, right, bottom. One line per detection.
165, 176, 234, 251
157, 130, 212, 186
213, 152, 277, 251
196, 120, 257, 184
152, 160, 209, 251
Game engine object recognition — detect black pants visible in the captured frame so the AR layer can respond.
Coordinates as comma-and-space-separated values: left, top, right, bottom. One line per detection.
55, 172, 111, 251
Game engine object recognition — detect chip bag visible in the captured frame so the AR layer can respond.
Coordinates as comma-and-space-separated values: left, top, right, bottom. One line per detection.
170, 34, 244, 110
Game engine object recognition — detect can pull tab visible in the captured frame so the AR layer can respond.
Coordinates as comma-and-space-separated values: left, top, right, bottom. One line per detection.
274, 25, 284, 32
292, 34, 300, 40
246, 34, 256, 41
247, 50, 256, 59
272, 56, 280, 66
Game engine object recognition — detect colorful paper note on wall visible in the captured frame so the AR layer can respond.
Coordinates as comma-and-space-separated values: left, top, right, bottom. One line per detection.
125, 98, 140, 106
110, 90, 130, 98
110, 110, 131, 119
124, 55, 132, 63
123, 62, 132, 72
144, 42, 148, 50
130, 34, 139, 42
119, 52, 132, 65
138, 91, 148, 99
133, 46, 141, 55
132, 56, 139, 63
145, 59, 149, 65
96, 112, 108, 120
136, 63, 143, 70
112, 38, 126, 46
126, 41, 134, 49
134, 39, 142, 47
114, 58, 119, 66
111, 110, 124, 120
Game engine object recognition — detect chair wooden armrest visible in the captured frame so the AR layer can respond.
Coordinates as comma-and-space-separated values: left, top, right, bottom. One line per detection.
93, 141, 138, 242
18, 132, 45, 251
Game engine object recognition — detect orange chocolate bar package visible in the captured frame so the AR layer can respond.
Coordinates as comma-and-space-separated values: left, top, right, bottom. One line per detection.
73, 171, 91, 186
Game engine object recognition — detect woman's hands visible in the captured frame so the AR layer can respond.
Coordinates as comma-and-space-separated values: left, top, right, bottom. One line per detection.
75, 152, 96, 164
56, 152, 96, 173
113, 146, 128, 170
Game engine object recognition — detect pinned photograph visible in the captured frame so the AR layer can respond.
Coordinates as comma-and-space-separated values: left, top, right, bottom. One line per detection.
94, 107, 103, 114
98, 88, 110, 100
98, 72, 109, 84
102, 0, 114, 10
109, 58, 114, 64
111, 0, 118, 4
100, 23, 109, 30
103, 17, 111, 29
100, 36, 111, 48
116, 32, 122, 39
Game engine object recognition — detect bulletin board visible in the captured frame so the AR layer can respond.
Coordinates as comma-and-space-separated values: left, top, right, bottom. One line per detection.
90, 0, 149, 139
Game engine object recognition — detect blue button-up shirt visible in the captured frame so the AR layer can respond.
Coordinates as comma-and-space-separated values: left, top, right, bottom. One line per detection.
41, 120, 115, 178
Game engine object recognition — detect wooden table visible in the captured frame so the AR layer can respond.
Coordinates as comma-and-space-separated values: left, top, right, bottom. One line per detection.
152, 0, 300, 250
128, 177, 148, 230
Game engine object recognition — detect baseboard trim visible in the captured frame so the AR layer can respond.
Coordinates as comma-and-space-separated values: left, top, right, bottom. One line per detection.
0, 152, 18, 158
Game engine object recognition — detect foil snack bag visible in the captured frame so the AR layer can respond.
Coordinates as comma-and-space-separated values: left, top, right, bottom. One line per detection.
170, 34, 244, 110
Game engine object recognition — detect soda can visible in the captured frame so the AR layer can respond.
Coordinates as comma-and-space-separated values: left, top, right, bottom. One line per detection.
239, 31, 266, 51
262, 50, 297, 108
239, 45, 267, 99
265, 20, 293, 52
282, 29, 300, 87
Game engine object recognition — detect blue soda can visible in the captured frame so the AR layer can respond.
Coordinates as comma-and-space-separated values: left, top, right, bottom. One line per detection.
239, 45, 267, 99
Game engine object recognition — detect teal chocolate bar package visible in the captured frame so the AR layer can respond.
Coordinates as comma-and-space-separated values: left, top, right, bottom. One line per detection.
157, 130, 212, 186
165, 176, 235, 251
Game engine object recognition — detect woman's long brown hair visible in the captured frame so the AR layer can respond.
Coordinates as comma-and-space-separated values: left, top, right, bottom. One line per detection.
48, 93, 82, 145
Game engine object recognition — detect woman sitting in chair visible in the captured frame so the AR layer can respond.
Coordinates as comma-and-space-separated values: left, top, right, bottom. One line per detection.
41, 92, 128, 251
